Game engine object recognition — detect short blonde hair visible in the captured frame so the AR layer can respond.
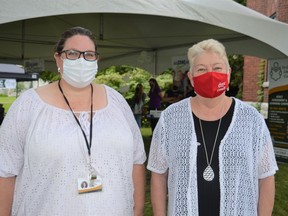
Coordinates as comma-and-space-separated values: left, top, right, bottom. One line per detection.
187, 39, 230, 72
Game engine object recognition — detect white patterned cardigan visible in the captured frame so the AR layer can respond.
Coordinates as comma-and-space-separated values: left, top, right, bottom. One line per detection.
147, 97, 278, 216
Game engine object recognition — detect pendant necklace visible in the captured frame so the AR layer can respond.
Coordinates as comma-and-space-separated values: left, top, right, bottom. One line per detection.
198, 103, 224, 182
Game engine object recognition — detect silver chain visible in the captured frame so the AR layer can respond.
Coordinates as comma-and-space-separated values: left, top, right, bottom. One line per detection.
198, 102, 225, 166
199, 116, 222, 166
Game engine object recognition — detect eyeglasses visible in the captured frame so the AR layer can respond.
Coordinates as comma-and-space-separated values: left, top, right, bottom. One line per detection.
59, 50, 99, 61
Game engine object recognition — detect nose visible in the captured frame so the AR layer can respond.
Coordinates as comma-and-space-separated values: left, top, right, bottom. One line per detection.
79, 53, 85, 59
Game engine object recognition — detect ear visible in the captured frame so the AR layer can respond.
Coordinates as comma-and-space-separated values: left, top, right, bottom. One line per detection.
227, 67, 232, 84
54, 52, 62, 72
187, 71, 194, 87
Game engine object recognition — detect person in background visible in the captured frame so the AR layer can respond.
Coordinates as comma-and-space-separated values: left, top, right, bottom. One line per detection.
162, 83, 183, 107
0, 26, 146, 216
148, 78, 163, 133
147, 39, 278, 216
0, 103, 4, 125
132, 83, 146, 128
184, 79, 196, 98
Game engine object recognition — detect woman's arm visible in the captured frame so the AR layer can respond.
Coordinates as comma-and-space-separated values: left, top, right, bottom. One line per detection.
133, 164, 146, 216
158, 90, 164, 99
0, 176, 16, 216
151, 171, 168, 216
258, 175, 275, 216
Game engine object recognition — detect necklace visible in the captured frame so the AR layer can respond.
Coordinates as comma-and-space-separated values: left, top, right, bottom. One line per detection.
198, 103, 224, 182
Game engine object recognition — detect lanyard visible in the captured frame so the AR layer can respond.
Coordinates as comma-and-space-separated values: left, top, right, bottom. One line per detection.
58, 80, 93, 156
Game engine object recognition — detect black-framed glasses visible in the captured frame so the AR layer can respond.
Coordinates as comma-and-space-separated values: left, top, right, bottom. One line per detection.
59, 50, 99, 61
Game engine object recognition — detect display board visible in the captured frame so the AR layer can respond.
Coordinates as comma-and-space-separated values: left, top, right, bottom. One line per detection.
268, 59, 288, 162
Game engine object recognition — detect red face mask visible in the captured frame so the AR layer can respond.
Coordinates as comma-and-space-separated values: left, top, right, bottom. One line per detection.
193, 72, 228, 98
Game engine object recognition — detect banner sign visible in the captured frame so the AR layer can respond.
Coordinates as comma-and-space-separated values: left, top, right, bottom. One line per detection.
0, 79, 16, 89
24, 59, 45, 73
267, 58, 288, 161
171, 56, 189, 83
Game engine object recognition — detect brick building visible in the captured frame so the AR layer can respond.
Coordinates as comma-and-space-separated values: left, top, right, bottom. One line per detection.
243, 0, 288, 102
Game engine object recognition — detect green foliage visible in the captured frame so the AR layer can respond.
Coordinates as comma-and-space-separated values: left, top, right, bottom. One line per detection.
228, 54, 244, 99
96, 65, 152, 102
16, 82, 25, 93
155, 73, 173, 90
234, 0, 246, 6
0, 96, 16, 113
96, 65, 174, 128
96, 65, 173, 104
39, 71, 60, 82
273, 162, 288, 216
96, 68, 125, 90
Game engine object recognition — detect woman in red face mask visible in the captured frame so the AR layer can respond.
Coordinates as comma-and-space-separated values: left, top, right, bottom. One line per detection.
147, 39, 278, 216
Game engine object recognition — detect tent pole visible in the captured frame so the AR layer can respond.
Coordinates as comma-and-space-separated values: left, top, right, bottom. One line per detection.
16, 81, 19, 97
21, 20, 25, 60
153, 50, 157, 77
99, 14, 104, 40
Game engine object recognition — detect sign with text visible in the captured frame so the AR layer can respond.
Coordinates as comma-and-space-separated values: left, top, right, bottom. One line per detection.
171, 56, 189, 82
171, 56, 190, 94
268, 58, 288, 161
24, 59, 44, 73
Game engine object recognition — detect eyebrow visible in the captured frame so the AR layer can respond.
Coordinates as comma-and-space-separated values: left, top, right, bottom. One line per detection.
196, 62, 225, 67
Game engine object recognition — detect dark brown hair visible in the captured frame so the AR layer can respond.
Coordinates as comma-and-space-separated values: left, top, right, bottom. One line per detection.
149, 78, 160, 93
54, 26, 97, 53
134, 83, 144, 104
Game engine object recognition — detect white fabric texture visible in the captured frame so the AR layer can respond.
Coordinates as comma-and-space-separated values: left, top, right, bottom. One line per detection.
0, 85, 146, 216
147, 97, 278, 216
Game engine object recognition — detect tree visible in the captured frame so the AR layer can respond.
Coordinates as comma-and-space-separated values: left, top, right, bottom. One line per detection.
39, 71, 60, 83
234, 0, 246, 6
95, 65, 173, 105
227, 54, 244, 99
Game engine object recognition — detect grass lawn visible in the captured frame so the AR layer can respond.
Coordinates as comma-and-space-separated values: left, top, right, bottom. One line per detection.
274, 162, 288, 215
0, 96, 16, 113
141, 127, 153, 216
141, 127, 288, 216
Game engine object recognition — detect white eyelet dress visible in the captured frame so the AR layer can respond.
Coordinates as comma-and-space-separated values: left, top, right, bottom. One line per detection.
0, 85, 146, 216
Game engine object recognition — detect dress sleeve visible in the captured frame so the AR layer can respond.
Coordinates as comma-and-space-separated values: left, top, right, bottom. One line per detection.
258, 120, 279, 179
147, 114, 168, 174
0, 91, 33, 177
109, 87, 146, 164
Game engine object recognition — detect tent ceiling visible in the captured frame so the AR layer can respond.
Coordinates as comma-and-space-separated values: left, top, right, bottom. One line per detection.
0, 0, 287, 74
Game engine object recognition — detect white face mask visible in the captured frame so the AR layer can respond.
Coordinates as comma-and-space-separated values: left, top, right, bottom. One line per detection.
62, 58, 98, 88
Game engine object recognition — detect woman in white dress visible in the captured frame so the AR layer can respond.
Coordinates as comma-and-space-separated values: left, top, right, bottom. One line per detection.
0, 26, 146, 216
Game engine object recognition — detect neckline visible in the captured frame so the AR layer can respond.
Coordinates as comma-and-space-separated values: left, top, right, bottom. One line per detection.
191, 98, 235, 122
31, 84, 109, 113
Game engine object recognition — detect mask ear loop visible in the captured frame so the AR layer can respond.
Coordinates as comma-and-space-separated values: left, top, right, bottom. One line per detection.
226, 67, 232, 92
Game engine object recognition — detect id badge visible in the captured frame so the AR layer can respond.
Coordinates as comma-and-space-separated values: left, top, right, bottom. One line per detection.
77, 174, 103, 194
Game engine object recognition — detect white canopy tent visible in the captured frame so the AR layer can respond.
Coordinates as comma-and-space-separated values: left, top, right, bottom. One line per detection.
0, 0, 288, 75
